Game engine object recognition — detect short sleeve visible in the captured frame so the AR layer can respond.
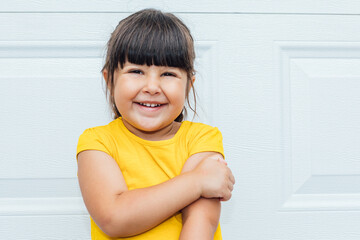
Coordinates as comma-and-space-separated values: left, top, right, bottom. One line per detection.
76, 128, 113, 160
188, 125, 225, 159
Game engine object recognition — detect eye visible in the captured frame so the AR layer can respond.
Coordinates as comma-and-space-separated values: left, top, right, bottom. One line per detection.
162, 72, 176, 77
129, 69, 143, 74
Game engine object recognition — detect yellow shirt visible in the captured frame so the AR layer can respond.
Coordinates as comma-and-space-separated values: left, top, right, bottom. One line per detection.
77, 117, 224, 240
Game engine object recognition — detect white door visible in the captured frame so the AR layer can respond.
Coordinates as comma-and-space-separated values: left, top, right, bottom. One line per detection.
1, 1, 359, 239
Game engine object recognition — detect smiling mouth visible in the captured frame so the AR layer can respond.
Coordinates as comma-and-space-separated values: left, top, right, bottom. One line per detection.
137, 102, 164, 108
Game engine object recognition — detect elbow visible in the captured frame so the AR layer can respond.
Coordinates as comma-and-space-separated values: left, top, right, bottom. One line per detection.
93, 195, 140, 237
96, 213, 132, 238
101, 222, 119, 238
102, 226, 124, 238
96, 214, 120, 238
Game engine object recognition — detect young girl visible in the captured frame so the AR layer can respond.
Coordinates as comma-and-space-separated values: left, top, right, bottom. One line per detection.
77, 9, 235, 240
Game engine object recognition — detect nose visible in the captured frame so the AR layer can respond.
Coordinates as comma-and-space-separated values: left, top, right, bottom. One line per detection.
143, 74, 161, 95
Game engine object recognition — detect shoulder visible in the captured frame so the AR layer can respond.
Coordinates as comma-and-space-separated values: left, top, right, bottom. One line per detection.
77, 118, 123, 156
182, 121, 218, 130
181, 121, 224, 157
180, 121, 223, 145
181, 121, 222, 137
79, 118, 121, 139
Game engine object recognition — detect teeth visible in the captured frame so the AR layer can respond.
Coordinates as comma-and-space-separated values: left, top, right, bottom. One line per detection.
139, 103, 161, 107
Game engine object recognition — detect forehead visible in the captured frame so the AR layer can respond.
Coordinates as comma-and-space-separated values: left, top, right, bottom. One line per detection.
122, 61, 180, 69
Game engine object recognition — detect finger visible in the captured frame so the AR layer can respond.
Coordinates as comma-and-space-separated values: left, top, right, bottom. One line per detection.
228, 169, 235, 184
216, 157, 227, 166
229, 182, 234, 191
219, 158, 227, 165
222, 192, 231, 201
229, 174, 235, 185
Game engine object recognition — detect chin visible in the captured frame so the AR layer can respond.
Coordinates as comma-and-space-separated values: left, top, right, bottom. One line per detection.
136, 120, 173, 132
123, 116, 174, 134
137, 123, 164, 132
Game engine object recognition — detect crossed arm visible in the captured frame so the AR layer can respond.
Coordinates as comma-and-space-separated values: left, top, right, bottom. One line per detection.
77, 150, 233, 238
179, 152, 224, 239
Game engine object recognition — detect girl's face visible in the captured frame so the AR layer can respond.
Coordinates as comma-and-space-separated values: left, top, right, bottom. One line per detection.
112, 61, 192, 139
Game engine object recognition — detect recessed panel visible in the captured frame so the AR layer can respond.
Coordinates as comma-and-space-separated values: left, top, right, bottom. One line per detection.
191, 41, 219, 124
278, 41, 360, 211
0, 63, 108, 178
294, 59, 360, 176
0, 41, 106, 216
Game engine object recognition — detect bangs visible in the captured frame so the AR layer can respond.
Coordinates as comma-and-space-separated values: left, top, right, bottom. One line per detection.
113, 11, 193, 72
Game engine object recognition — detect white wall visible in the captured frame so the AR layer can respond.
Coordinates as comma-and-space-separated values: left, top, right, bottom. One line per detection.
1, 1, 360, 239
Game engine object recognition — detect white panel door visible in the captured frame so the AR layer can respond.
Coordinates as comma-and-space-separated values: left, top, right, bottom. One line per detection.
201, 15, 360, 240
0, 2, 359, 239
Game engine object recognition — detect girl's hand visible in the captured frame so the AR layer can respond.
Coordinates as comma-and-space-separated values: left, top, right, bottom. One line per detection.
193, 156, 235, 201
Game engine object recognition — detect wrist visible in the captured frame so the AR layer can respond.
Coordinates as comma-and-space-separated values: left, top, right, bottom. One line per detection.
187, 169, 203, 198
181, 214, 216, 240
183, 198, 220, 227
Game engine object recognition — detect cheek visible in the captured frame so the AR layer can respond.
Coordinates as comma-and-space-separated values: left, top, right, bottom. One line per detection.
164, 81, 187, 102
114, 80, 137, 103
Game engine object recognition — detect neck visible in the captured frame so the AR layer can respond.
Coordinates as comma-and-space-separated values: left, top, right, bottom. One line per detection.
121, 118, 181, 141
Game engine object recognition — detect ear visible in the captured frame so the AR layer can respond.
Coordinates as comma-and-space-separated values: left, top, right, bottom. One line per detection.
102, 69, 108, 82
103, 69, 112, 90
191, 75, 195, 86
187, 75, 195, 92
